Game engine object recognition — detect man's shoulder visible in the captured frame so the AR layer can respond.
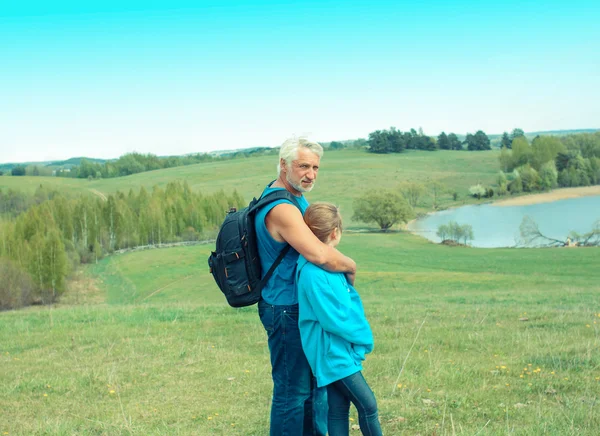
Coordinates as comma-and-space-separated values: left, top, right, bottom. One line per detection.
264, 200, 303, 224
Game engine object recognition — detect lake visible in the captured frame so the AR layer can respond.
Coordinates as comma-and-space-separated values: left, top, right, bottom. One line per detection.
408, 195, 600, 248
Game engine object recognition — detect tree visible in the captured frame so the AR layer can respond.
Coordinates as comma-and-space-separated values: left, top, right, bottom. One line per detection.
531, 136, 565, 171
509, 174, 523, 194
519, 216, 569, 247
497, 171, 508, 196
511, 136, 532, 168
539, 161, 558, 190
329, 141, 344, 150
11, 166, 26, 176
460, 224, 474, 244
428, 180, 446, 209
510, 128, 525, 142
448, 133, 462, 150
517, 165, 540, 192
499, 147, 512, 172
437, 132, 450, 150
465, 131, 491, 151
436, 224, 449, 241
367, 130, 392, 153
41, 230, 69, 302
352, 190, 413, 231
501, 132, 512, 149
398, 181, 426, 208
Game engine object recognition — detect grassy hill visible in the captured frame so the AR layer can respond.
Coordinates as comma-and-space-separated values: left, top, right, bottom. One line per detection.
0, 149, 501, 226
1, 149, 598, 434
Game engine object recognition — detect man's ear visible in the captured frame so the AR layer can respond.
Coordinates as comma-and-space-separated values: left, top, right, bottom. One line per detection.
280, 158, 287, 172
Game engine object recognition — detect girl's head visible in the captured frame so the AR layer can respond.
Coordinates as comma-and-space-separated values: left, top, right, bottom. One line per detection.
303, 202, 343, 247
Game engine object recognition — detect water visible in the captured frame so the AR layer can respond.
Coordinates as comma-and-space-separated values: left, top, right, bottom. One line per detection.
408, 195, 600, 248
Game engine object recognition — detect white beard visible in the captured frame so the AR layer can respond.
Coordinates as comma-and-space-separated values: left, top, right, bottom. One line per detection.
286, 172, 314, 192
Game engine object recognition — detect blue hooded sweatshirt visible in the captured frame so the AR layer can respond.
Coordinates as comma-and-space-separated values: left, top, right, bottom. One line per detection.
296, 255, 374, 388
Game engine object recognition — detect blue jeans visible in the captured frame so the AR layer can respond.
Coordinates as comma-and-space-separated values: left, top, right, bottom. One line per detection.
327, 371, 382, 436
258, 299, 328, 436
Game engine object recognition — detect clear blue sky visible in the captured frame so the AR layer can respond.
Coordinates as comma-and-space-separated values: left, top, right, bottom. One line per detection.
1, 0, 599, 163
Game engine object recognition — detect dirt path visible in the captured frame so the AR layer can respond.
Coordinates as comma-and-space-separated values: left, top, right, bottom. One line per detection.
492, 186, 600, 207
89, 188, 108, 201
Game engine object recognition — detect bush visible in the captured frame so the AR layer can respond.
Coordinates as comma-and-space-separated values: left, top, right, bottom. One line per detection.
497, 183, 508, 196
469, 184, 486, 199
539, 161, 558, 190
0, 258, 34, 310
517, 165, 540, 192
509, 176, 523, 194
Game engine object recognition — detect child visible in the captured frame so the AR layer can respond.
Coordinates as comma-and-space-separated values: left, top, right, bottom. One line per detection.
296, 203, 382, 436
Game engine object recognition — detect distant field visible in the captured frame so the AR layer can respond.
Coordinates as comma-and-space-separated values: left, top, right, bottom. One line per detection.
1, 233, 599, 434
0, 149, 501, 226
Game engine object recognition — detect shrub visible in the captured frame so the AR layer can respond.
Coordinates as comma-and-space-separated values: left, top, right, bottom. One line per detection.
469, 184, 486, 199
0, 258, 34, 310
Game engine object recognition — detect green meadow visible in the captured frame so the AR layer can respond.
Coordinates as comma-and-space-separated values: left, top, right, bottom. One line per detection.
1, 150, 599, 435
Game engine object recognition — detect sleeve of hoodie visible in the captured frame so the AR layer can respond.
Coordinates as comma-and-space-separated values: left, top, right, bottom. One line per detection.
302, 267, 373, 346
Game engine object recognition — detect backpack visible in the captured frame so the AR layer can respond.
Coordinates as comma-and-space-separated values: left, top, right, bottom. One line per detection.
208, 186, 301, 307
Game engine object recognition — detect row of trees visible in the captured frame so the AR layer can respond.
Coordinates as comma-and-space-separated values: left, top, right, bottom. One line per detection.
498, 132, 600, 192
0, 182, 245, 310
436, 221, 474, 245
0, 185, 59, 218
4, 148, 279, 180
366, 127, 505, 153
57, 152, 222, 179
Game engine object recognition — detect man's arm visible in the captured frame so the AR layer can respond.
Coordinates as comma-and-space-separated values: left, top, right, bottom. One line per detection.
266, 203, 356, 276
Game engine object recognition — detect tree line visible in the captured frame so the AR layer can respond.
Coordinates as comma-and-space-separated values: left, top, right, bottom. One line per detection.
496, 131, 600, 194
6, 148, 279, 179
365, 127, 512, 153
0, 182, 244, 310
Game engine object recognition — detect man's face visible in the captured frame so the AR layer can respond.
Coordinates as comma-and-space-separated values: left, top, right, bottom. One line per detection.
284, 148, 320, 193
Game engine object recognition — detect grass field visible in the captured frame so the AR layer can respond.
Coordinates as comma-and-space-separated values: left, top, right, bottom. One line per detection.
1, 232, 599, 435
0, 149, 501, 226
1, 149, 599, 434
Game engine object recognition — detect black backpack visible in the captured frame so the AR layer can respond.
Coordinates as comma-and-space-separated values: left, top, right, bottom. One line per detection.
208, 187, 301, 307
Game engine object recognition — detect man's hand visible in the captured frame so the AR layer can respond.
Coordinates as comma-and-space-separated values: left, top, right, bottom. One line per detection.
345, 271, 356, 286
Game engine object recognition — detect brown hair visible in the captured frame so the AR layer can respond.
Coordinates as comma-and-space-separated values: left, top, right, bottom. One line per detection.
303, 202, 343, 243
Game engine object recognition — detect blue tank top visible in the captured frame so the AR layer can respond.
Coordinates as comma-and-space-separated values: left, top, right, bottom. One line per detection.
255, 186, 309, 305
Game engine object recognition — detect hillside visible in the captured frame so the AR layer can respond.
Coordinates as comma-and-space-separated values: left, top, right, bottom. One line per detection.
0, 149, 501, 226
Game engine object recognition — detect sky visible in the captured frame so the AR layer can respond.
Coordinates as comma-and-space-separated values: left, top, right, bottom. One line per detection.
1, 0, 599, 164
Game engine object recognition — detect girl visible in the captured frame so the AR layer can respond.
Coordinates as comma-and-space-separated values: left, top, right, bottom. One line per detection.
296, 203, 382, 436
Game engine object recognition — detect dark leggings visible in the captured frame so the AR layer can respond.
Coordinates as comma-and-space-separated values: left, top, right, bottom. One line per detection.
327, 371, 382, 436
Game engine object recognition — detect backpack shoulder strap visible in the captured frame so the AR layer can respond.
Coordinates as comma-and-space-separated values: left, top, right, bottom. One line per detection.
249, 188, 301, 213
251, 182, 303, 292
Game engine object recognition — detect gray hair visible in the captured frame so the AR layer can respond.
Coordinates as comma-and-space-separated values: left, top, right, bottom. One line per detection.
277, 137, 324, 174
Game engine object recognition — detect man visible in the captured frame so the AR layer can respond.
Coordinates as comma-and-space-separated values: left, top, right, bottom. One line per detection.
255, 137, 357, 435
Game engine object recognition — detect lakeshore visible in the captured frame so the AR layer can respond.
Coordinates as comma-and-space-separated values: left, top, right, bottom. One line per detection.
492, 185, 600, 207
